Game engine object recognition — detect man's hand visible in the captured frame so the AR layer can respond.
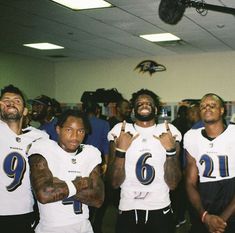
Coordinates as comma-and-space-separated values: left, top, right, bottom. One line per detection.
72, 176, 92, 193
112, 121, 138, 152
204, 214, 227, 233
153, 120, 176, 150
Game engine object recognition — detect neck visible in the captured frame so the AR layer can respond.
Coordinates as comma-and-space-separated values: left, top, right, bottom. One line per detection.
6, 120, 22, 135
135, 119, 155, 128
204, 120, 226, 138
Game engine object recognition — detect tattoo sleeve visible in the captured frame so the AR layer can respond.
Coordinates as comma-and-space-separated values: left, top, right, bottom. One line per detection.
108, 142, 126, 189
164, 142, 182, 190
74, 165, 104, 208
29, 154, 69, 204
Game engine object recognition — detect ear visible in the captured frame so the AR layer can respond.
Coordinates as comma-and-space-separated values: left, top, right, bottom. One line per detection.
23, 107, 28, 117
155, 107, 158, 115
221, 107, 225, 116
56, 125, 60, 135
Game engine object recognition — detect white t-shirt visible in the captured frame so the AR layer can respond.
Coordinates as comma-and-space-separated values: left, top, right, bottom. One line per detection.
184, 125, 235, 183
0, 120, 48, 215
28, 139, 101, 227
108, 122, 182, 210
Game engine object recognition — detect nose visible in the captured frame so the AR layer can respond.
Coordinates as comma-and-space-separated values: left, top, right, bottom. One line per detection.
6, 100, 15, 107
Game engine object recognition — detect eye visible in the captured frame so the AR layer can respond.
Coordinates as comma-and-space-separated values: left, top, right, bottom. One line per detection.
14, 99, 21, 104
78, 129, 85, 134
65, 128, 72, 132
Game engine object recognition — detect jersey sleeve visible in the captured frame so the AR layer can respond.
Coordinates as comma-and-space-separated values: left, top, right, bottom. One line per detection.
84, 145, 102, 174
183, 129, 196, 156
169, 123, 182, 142
107, 122, 122, 141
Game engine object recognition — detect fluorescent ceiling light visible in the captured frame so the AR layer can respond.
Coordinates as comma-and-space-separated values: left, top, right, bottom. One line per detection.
23, 43, 64, 50
51, 0, 112, 10
140, 33, 181, 42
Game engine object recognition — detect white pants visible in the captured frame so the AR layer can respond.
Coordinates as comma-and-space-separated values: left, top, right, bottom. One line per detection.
35, 220, 93, 233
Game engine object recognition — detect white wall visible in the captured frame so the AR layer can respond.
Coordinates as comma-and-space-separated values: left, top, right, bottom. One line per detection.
1, 51, 235, 104
55, 51, 235, 103
0, 52, 55, 100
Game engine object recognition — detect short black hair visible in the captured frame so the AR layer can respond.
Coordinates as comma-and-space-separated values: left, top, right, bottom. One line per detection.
82, 98, 98, 114
56, 109, 91, 134
201, 93, 226, 117
201, 93, 225, 108
130, 89, 161, 109
0, 84, 26, 107
116, 99, 130, 108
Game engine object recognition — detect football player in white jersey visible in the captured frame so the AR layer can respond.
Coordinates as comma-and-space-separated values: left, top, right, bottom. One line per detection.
28, 109, 104, 233
0, 84, 48, 233
184, 93, 235, 233
108, 89, 182, 233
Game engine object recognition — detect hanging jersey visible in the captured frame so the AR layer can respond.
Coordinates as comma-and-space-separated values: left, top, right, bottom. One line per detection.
108, 122, 181, 211
184, 125, 235, 183
28, 139, 101, 227
0, 120, 48, 215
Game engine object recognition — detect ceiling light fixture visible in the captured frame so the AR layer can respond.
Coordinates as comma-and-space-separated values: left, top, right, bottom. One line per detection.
51, 0, 112, 10
23, 43, 64, 50
140, 33, 181, 42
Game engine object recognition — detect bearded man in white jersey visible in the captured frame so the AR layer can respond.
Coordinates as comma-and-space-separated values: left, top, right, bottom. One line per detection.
184, 93, 235, 233
108, 89, 182, 233
28, 109, 104, 233
0, 84, 48, 233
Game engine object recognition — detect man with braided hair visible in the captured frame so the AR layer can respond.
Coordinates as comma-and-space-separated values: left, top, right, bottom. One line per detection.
108, 89, 182, 233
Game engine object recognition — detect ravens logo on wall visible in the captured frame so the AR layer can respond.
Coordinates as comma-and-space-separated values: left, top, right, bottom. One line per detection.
134, 60, 166, 76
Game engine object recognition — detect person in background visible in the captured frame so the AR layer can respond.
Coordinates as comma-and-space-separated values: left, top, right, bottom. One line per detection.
29, 95, 58, 141
171, 105, 191, 229
82, 97, 110, 231
51, 98, 62, 118
187, 102, 204, 129
108, 89, 182, 233
0, 84, 48, 233
184, 93, 235, 233
108, 99, 132, 129
28, 109, 104, 233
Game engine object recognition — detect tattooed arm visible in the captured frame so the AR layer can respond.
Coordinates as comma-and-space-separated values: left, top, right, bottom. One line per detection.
108, 141, 126, 189
29, 153, 91, 204
164, 142, 182, 190
74, 165, 104, 208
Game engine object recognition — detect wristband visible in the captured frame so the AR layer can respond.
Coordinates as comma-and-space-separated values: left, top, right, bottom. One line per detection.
115, 150, 126, 158
201, 211, 208, 223
116, 147, 126, 153
166, 149, 176, 157
65, 180, 77, 197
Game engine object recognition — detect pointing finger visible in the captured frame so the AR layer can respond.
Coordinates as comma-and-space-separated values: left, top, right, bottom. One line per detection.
0, 101, 6, 107
165, 120, 171, 133
120, 120, 126, 132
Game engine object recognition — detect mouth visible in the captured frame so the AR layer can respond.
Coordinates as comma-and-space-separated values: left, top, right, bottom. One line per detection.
69, 141, 79, 147
6, 106, 18, 113
139, 108, 151, 115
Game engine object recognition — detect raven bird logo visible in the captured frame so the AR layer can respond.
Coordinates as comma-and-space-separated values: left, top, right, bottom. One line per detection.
134, 60, 166, 76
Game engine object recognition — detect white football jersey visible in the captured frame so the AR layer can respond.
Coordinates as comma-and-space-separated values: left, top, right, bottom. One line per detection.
184, 125, 235, 183
108, 122, 182, 211
0, 120, 48, 215
28, 139, 101, 227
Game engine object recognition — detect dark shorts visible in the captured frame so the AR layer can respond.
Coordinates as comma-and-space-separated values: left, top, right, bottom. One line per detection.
0, 212, 36, 233
115, 205, 175, 233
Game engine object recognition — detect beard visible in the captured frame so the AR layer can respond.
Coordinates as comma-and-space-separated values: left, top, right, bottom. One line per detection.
1, 109, 21, 121
134, 106, 156, 122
